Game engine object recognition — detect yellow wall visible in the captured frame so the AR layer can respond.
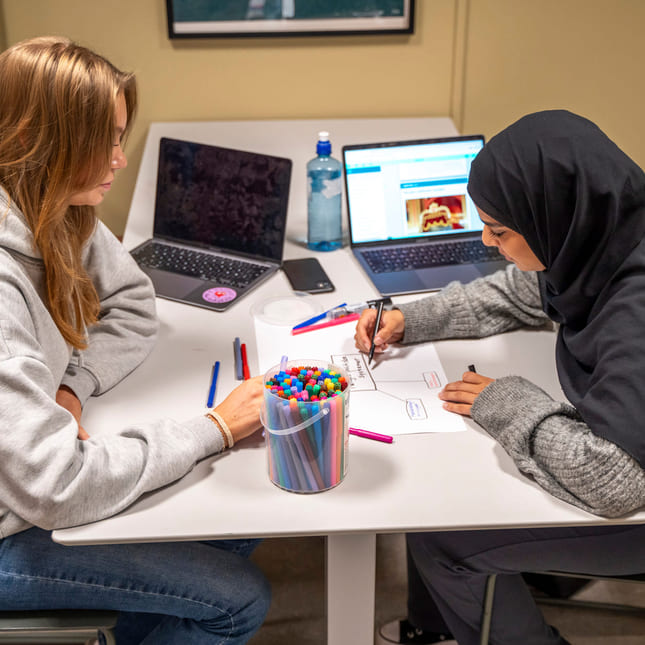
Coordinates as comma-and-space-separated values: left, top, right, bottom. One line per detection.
462, 0, 645, 171
2, 0, 644, 237
0, 5, 6, 51
1, 0, 459, 236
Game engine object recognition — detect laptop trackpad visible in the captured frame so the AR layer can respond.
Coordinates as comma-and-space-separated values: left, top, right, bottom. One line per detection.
144, 268, 204, 298
416, 265, 481, 290
144, 268, 242, 311
474, 260, 509, 278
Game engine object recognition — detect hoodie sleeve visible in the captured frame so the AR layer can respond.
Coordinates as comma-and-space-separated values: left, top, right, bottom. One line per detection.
60, 221, 159, 405
0, 265, 225, 536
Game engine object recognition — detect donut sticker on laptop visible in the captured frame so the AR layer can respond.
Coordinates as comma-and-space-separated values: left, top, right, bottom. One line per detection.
202, 287, 237, 304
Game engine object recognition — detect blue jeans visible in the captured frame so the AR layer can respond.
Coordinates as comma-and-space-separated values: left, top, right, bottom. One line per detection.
0, 527, 271, 644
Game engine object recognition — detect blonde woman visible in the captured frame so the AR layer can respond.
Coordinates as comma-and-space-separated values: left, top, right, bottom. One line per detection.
0, 37, 269, 644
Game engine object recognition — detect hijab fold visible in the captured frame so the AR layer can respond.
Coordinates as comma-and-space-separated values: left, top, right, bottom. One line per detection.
468, 110, 645, 468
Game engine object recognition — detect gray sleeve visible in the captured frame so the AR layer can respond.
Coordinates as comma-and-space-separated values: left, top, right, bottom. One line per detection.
0, 238, 226, 537
397, 265, 548, 345
0, 349, 226, 535
471, 376, 645, 517
60, 221, 159, 405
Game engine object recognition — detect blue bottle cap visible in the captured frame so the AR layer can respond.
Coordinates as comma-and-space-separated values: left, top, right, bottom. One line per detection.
316, 139, 332, 156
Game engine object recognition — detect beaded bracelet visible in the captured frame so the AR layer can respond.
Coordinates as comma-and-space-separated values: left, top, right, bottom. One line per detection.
205, 411, 235, 449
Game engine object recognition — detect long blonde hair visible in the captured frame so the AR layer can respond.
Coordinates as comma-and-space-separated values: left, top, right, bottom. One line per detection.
0, 36, 137, 349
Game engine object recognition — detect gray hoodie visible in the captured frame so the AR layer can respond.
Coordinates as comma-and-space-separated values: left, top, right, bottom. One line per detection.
0, 189, 225, 537
397, 266, 645, 518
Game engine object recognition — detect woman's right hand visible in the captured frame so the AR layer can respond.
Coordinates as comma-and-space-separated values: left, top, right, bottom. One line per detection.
212, 375, 265, 444
354, 307, 406, 355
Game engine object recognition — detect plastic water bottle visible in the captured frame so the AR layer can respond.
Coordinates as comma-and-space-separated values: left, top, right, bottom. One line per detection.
307, 131, 343, 251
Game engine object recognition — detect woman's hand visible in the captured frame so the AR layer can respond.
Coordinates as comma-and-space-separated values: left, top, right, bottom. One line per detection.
354, 308, 405, 355
56, 385, 89, 440
213, 375, 265, 444
439, 371, 495, 417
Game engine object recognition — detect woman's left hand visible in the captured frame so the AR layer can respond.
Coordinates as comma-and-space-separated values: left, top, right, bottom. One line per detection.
438, 370, 495, 417
56, 385, 89, 440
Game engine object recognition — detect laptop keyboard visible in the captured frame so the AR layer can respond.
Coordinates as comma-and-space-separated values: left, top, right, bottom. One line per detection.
361, 240, 503, 274
131, 242, 270, 288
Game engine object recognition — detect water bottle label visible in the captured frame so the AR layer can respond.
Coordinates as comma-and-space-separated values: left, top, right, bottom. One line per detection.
321, 176, 342, 199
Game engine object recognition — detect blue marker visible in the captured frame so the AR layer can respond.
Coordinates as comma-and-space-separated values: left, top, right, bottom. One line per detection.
292, 303, 347, 330
207, 361, 220, 408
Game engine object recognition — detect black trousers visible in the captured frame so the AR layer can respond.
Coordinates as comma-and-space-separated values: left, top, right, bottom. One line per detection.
404, 524, 645, 645
406, 547, 587, 629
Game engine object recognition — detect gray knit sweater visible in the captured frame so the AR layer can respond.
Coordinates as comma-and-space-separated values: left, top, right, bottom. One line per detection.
397, 265, 645, 518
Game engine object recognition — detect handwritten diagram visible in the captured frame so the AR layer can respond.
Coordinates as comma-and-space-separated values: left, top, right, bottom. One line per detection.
255, 317, 467, 435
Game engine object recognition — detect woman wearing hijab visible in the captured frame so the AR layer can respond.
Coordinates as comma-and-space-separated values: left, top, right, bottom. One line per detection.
355, 110, 645, 645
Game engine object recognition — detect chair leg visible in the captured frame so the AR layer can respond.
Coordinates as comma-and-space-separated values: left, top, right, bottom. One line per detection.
480, 574, 497, 645
101, 627, 117, 645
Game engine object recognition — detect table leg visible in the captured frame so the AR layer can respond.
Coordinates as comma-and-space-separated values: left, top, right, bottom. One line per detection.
326, 533, 377, 645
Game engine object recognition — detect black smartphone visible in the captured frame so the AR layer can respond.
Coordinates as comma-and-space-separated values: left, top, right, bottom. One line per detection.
282, 258, 335, 293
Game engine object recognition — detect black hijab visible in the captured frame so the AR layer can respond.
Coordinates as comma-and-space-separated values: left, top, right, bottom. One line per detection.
468, 110, 645, 468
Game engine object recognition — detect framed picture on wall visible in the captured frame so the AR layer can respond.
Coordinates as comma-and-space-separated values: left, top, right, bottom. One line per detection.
166, 0, 415, 39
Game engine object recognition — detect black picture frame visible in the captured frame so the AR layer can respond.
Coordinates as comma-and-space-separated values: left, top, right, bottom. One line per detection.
166, 1, 415, 39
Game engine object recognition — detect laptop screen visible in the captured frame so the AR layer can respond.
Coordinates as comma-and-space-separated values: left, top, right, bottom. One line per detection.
343, 135, 484, 245
154, 137, 292, 262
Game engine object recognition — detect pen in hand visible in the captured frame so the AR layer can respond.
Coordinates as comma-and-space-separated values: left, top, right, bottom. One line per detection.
368, 300, 385, 364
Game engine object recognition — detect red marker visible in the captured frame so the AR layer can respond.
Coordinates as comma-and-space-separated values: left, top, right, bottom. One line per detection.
291, 313, 360, 335
240, 343, 250, 380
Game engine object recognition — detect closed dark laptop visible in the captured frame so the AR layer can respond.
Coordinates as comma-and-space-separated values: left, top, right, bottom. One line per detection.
130, 137, 292, 311
342, 135, 508, 296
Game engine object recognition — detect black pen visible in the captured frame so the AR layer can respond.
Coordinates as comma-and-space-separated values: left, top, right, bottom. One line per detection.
468, 364, 477, 373
368, 300, 385, 364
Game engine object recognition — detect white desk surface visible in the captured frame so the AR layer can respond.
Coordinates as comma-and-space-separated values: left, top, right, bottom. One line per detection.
52, 118, 645, 645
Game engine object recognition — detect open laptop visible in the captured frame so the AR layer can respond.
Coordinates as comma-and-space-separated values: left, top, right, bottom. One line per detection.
342, 135, 508, 296
130, 137, 292, 311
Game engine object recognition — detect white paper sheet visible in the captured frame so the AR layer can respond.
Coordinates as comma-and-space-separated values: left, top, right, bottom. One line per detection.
254, 317, 466, 435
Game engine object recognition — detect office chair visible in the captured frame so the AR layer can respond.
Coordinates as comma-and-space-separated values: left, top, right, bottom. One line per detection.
0, 608, 118, 643
480, 571, 645, 645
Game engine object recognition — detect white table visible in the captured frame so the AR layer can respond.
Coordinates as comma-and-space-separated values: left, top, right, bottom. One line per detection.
53, 119, 645, 645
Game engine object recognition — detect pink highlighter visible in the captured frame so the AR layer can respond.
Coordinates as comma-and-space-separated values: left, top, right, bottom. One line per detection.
349, 427, 394, 444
